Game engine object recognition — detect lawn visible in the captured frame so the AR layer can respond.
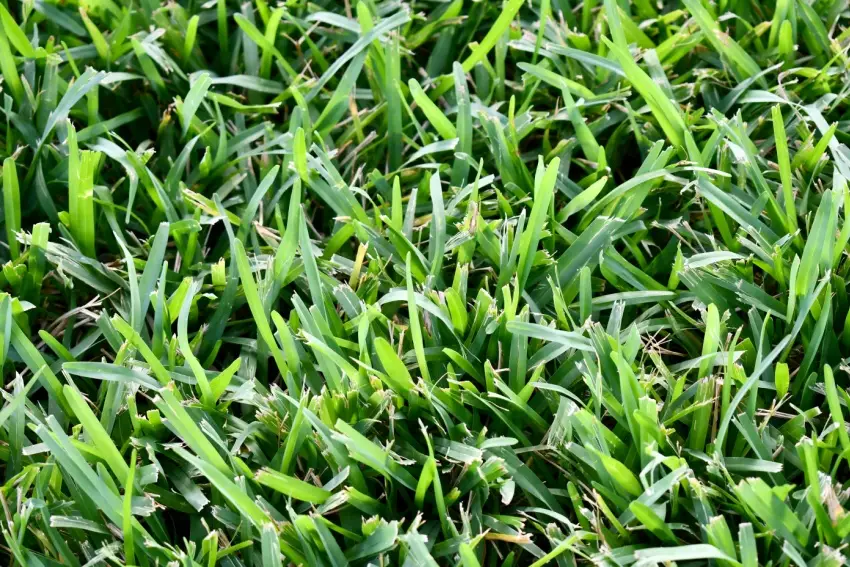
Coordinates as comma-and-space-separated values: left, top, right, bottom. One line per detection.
0, 0, 849, 565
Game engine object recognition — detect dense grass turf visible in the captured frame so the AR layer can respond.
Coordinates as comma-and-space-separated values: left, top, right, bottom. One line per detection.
0, 0, 849, 564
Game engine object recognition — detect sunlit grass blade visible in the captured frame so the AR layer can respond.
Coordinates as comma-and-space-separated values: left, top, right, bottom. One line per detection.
2, 157, 20, 259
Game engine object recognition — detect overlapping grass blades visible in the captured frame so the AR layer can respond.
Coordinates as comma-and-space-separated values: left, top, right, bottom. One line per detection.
0, 0, 849, 565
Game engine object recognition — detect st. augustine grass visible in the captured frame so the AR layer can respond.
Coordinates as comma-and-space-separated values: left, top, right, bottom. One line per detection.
0, 0, 849, 564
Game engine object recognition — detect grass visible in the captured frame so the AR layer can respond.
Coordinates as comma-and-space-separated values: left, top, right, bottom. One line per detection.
0, 0, 849, 565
